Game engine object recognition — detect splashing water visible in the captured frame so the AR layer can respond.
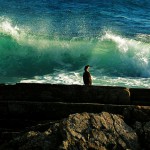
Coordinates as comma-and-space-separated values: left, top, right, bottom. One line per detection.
0, 0, 150, 88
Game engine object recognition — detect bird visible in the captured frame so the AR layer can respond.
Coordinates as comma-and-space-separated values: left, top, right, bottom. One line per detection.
83, 65, 92, 85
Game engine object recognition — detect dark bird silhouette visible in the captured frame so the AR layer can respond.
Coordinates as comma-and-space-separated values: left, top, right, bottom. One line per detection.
83, 65, 92, 85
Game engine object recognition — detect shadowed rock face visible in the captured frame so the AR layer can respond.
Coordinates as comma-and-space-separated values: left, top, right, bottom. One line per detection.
133, 121, 150, 150
0, 112, 139, 150
0, 83, 130, 104
0, 83, 150, 149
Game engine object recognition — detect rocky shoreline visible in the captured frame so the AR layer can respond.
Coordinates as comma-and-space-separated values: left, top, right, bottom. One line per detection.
0, 107, 150, 150
0, 83, 150, 149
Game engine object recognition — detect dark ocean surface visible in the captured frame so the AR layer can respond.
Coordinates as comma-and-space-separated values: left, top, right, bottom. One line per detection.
0, 0, 150, 88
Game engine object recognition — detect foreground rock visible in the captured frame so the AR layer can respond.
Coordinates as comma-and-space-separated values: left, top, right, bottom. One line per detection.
61, 112, 138, 150
0, 112, 139, 150
133, 121, 150, 149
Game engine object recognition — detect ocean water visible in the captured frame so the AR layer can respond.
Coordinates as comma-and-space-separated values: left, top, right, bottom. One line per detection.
0, 0, 150, 88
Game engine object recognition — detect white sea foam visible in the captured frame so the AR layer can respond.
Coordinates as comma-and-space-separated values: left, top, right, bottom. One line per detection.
0, 17, 20, 40
20, 72, 150, 88
100, 31, 150, 77
20, 72, 82, 85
